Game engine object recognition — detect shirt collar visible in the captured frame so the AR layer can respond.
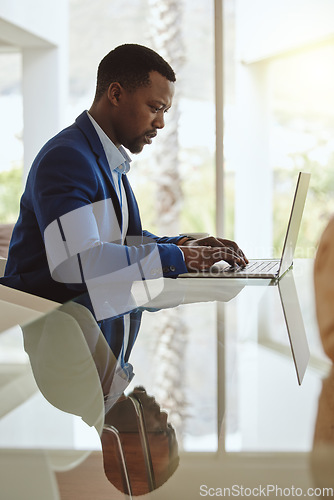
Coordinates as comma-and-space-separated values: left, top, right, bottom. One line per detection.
86, 111, 131, 174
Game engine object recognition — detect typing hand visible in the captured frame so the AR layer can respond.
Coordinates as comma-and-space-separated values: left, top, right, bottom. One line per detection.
179, 244, 247, 272
180, 236, 248, 270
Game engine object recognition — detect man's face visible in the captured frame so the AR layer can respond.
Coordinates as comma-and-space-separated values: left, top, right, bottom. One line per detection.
112, 70, 175, 154
104, 386, 169, 432
102, 387, 179, 495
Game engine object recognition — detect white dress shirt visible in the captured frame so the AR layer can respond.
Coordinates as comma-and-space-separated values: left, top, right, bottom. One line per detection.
87, 111, 131, 243
86, 113, 137, 374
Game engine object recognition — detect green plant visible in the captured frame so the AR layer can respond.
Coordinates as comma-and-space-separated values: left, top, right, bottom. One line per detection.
0, 166, 23, 223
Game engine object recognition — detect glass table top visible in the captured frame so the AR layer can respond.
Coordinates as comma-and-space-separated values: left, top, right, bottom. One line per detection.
0, 259, 333, 499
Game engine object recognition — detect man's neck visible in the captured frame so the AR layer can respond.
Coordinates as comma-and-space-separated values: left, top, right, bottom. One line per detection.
88, 102, 120, 148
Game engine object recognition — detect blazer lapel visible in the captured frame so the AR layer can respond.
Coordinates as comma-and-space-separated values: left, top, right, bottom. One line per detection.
75, 111, 122, 230
75, 112, 116, 186
75, 112, 143, 241
122, 176, 142, 238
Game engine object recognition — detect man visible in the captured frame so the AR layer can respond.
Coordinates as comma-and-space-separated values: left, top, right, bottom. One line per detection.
314, 216, 334, 362
1, 44, 247, 304
312, 218, 334, 491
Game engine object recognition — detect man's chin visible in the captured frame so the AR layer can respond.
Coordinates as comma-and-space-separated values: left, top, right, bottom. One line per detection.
129, 145, 145, 155
132, 148, 144, 154
126, 138, 148, 154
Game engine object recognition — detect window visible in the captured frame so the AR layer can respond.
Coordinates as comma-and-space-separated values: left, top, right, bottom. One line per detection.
224, 0, 334, 258
0, 53, 22, 223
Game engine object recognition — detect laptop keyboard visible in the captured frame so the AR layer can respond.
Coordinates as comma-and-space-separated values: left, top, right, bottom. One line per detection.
224, 260, 279, 274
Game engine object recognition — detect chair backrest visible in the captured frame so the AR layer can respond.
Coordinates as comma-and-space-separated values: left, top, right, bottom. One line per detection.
0, 257, 6, 278
0, 223, 14, 259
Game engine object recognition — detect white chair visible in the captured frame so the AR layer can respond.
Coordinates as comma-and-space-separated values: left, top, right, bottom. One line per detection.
0, 257, 6, 278
0, 450, 60, 500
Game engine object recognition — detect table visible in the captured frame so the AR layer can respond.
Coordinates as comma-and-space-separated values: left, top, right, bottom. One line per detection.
0, 259, 332, 499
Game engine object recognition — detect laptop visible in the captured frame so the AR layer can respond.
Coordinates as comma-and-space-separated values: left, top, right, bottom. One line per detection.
180, 171, 310, 280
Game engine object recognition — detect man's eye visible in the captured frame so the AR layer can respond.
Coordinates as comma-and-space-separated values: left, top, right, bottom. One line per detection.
150, 106, 159, 113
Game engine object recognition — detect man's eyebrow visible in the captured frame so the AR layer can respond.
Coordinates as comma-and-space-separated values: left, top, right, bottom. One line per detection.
151, 100, 169, 109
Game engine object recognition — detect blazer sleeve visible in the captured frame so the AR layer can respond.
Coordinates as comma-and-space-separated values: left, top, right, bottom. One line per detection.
142, 230, 188, 277
142, 229, 185, 246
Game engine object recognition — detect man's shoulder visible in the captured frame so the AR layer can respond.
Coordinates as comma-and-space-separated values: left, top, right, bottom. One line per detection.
32, 113, 98, 165
44, 117, 89, 151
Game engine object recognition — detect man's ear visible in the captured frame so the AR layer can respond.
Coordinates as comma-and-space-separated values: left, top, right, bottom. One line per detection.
107, 82, 122, 105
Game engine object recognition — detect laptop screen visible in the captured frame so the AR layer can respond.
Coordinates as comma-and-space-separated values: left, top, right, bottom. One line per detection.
278, 172, 311, 278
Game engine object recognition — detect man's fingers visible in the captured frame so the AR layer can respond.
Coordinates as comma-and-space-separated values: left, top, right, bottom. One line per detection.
181, 245, 247, 271
218, 239, 249, 264
186, 237, 249, 265
211, 248, 246, 267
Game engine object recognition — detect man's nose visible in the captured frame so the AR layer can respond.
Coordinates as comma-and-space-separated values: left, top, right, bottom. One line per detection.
153, 112, 165, 129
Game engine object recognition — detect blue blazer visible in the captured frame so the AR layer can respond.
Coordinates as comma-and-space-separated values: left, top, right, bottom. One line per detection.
1, 112, 188, 303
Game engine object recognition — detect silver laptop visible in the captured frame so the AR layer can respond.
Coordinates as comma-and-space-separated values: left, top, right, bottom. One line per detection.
180, 171, 310, 280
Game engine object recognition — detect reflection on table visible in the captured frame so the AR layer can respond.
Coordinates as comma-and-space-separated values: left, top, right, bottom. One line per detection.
0, 259, 332, 499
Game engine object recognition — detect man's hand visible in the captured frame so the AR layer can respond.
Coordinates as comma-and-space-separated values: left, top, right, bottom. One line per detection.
178, 236, 248, 272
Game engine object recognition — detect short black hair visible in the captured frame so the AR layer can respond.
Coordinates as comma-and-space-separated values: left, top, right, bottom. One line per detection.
94, 44, 176, 101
